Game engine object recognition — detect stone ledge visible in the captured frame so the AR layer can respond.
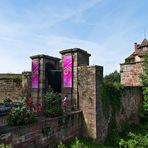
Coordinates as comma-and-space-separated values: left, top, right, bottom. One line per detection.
120, 61, 143, 65
30, 54, 61, 61
60, 48, 91, 57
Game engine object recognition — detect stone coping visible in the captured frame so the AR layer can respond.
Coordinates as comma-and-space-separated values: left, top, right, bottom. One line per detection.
60, 48, 91, 56
78, 65, 103, 68
30, 54, 61, 61
120, 61, 143, 65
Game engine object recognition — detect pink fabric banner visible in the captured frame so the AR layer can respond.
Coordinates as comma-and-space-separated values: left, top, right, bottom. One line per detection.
32, 60, 39, 88
64, 56, 72, 87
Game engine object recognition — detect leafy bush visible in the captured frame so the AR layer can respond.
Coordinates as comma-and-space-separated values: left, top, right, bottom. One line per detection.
102, 71, 123, 115
8, 106, 35, 125
119, 132, 148, 148
45, 106, 63, 118
45, 86, 63, 118
118, 122, 148, 148
58, 144, 66, 148
71, 138, 88, 148
7, 97, 35, 126
103, 70, 121, 85
58, 138, 111, 148
3, 97, 12, 106
58, 138, 88, 148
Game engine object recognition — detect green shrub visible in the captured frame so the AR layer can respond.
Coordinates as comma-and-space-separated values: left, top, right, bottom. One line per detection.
7, 106, 35, 125
58, 144, 66, 148
45, 86, 63, 118
7, 97, 35, 126
119, 132, 148, 148
71, 138, 88, 148
45, 107, 63, 118
58, 138, 111, 148
102, 71, 123, 116
3, 97, 12, 106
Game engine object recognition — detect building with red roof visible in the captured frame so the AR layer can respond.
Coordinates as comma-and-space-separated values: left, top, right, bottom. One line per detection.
120, 39, 148, 86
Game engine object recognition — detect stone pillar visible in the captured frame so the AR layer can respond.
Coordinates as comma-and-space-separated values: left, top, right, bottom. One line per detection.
78, 66, 104, 142
30, 55, 60, 110
22, 71, 31, 97
60, 48, 91, 110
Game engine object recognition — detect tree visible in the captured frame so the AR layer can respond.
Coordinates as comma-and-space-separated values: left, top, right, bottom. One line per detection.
104, 70, 121, 85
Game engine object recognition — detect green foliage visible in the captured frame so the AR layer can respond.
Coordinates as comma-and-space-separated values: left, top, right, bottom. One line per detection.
59, 124, 147, 148
45, 86, 63, 118
58, 144, 66, 148
102, 71, 123, 116
119, 132, 148, 148
7, 97, 35, 126
104, 70, 121, 84
58, 138, 111, 148
0, 144, 11, 148
102, 71, 124, 146
106, 126, 120, 146
118, 122, 148, 148
45, 106, 63, 118
140, 54, 148, 120
71, 138, 88, 148
125, 58, 135, 63
142, 87, 148, 112
3, 97, 12, 106
119, 54, 148, 148
141, 54, 148, 86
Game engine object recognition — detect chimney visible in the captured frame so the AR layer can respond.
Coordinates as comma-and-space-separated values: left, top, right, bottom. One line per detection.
134, 42, 137, 51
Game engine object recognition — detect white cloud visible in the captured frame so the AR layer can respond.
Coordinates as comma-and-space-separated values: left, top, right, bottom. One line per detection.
0, 32, 119, 74
0, 0, 148, 75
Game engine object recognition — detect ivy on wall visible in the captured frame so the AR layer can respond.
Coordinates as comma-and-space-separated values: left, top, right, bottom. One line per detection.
140, 54, 148, 121
101, 70, 123, 117
101, 71, 124, 146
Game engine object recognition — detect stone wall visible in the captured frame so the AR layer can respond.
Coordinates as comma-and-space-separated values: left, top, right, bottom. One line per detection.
116, 87, 143, 125
120, 62, 143, 86
78, 66, 107, 143
0, 74, 22, 102
78, 66, 97, 139
0, 111, 82, 148
0, 73, 32, 102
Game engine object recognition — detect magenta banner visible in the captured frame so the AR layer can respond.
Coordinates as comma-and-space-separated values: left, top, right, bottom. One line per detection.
32, 60, 39, 88
64, 56, 72, 87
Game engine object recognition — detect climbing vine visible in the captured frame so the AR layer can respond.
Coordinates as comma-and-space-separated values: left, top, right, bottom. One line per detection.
102, 70, 123, 117
140, 54, 148, 121
101, 71, 124, 146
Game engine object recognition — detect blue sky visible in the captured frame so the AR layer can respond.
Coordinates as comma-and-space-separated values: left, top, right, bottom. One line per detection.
0, 0, 148, 74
